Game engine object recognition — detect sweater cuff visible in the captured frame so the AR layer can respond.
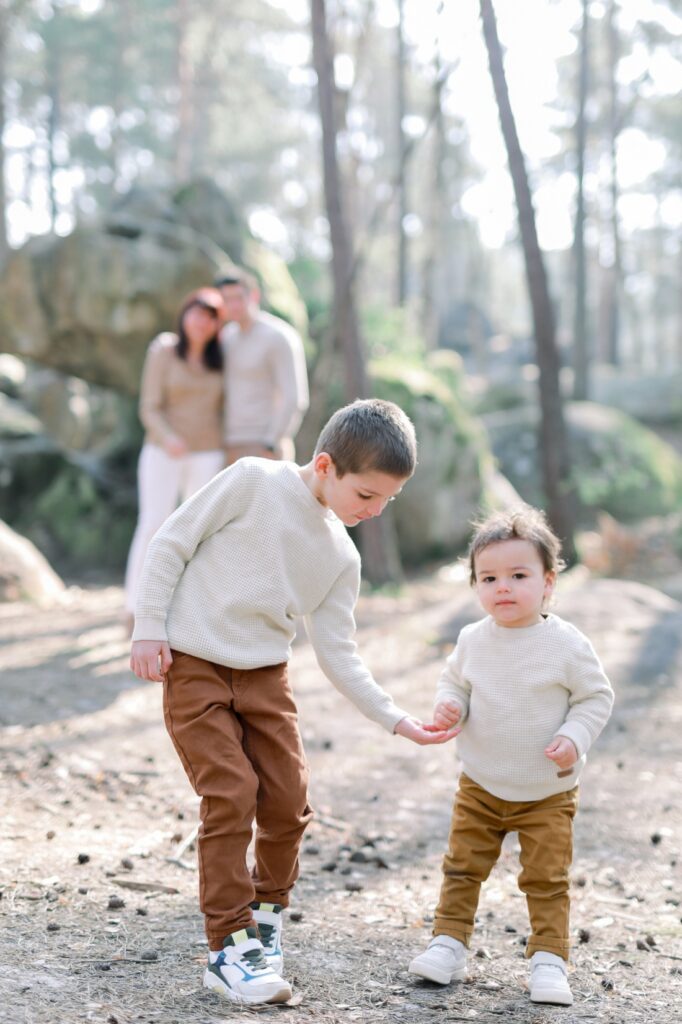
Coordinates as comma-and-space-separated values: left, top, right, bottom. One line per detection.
386, 707, 410, 734
555, 721, 592, 759
131, 617, 169, 644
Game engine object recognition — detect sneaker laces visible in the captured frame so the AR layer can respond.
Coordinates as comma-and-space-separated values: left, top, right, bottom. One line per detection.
238, 945, 269, 973
257, 921, 276, 951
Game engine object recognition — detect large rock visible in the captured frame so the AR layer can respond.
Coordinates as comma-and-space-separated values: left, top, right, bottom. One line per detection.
0, 180, 308, 395
297, 348, 515, 564
591, 366, 682, 424
0, 392, 137, 573
0, 519, 65, 606
373, 361, 500, 561
484, 401, 682, 523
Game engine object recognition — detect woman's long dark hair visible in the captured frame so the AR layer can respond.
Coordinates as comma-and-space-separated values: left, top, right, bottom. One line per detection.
175, 296, 224, 371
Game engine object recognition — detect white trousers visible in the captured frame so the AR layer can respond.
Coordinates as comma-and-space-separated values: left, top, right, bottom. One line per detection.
124, 443, 224, 612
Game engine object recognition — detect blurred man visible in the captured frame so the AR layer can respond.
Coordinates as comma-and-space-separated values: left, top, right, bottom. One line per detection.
215, 270, 309, 465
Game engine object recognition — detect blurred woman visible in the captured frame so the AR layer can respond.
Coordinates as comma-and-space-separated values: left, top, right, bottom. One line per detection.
124, 288, 226, 625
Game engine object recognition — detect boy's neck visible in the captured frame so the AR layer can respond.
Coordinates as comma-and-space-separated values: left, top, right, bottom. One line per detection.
297, 463, 326, 507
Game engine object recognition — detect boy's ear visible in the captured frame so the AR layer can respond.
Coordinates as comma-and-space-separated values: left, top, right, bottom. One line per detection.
313, 451, 334, 476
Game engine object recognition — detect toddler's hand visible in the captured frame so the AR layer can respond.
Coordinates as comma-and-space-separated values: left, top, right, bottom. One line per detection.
130, 639, 173, 682
394, 716, 459, 746
544, 736, 578, 772
433, 699, 462, 731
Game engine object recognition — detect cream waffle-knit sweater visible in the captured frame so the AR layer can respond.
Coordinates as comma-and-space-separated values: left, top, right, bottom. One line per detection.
436, 614, 614, 801
132, 458, 408, 733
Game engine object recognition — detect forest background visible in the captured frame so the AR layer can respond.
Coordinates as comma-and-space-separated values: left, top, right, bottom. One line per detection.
0, 5, 681, 1024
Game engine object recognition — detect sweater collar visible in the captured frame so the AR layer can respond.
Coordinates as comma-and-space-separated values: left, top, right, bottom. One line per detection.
487, 613, 554, 638
283, 463, 338, 521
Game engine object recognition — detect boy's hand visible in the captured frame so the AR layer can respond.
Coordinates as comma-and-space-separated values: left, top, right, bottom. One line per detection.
130, 640, 173, 682
433, 699, 462, 730
394, 716, 460, 746
544, 736, 578, 771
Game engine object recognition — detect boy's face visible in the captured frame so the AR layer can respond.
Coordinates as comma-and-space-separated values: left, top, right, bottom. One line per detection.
473, 538, 556, 629
313, 454, 408, 527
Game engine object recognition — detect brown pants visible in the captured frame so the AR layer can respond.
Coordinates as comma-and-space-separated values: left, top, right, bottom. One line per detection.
434, 774, 578, 960
163, 651, 313, 950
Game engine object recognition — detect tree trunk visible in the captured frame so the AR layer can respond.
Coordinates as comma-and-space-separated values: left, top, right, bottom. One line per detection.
175, 0, 193, 182
0, 11, 9, 266
45, 4, 61, 233
310, 0, 402, 585
111, 0, 133, 186
603, 0, 622, 366
395, 0, 408, 306
421, 7, 447, 351
572, 0, 589, 400
479, 0, 578, 563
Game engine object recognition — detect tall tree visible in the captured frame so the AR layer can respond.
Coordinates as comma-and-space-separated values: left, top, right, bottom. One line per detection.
0, 3, 9, 264
602, 0, 623, 366
175, 0, 193, 182
44, 2, 63, 231
479, 0, 578, 562
310, 0, 402, 585
572, 0, 590, 399
395, 0, 408, 306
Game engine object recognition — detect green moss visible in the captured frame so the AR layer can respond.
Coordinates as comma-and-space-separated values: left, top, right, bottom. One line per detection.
485, 401, 682, 524
30, 464, 136, 571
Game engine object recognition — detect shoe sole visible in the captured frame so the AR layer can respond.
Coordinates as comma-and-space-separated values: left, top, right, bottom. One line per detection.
530, 989, 573, 1006
408, 962, 467, 985
203, 969, 292, 1005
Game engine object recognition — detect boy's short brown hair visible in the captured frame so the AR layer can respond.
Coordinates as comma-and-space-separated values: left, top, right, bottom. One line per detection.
468, 505, 565, 584
315, 399, 417, 479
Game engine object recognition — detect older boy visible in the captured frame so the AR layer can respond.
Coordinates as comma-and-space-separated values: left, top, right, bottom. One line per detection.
130, 399, 454, 1006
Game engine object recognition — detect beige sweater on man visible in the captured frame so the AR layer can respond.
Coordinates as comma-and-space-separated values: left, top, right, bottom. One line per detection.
132, 458, 408, 733
437, 614, 614, 801
222, 312, 309, 448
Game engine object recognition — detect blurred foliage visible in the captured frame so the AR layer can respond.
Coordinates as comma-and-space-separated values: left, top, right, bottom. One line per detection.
484, 401, 682, 524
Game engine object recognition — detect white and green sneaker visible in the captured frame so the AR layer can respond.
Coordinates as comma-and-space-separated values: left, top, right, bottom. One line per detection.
203, 926, 291, 1005
251, 901, 284, 973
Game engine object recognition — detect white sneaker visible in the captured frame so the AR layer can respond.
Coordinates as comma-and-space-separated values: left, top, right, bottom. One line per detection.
529, 951, 573, 1005
408, 935, 468, 985
203, 927, 292, 1005
251, 901, 284, 973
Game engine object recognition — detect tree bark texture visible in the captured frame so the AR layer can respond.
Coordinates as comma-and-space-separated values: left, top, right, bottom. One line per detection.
310, 0, 402, 585
479, 0, 578, 562
0, 11, 8, 265
572, 0, 589, 400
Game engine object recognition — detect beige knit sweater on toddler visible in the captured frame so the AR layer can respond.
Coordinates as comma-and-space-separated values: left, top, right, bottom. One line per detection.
436, 615, 614, 801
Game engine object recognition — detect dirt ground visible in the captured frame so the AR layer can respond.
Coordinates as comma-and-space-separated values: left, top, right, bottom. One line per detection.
1, 568, 681, 1024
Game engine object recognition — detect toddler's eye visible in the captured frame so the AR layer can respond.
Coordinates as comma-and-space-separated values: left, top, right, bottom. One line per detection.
358, 493, 372, 500
512, 573, 527, 580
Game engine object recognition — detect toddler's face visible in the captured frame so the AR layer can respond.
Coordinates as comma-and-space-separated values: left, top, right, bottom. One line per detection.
473, 538, 555, 629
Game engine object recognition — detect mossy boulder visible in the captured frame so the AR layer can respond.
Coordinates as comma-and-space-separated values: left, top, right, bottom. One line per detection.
0, 388, 137, 573
483, 401, 682, 523
0, 179, 308, 395
371, 360, 492, 561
